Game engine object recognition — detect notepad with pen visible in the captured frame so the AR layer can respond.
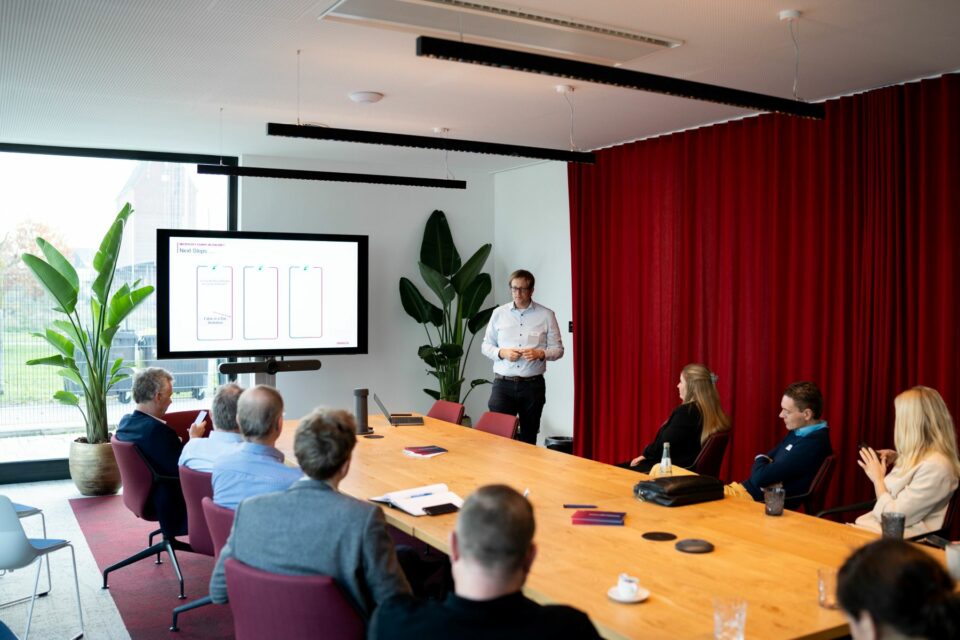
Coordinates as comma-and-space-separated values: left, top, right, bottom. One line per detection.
571, 510, 626, 526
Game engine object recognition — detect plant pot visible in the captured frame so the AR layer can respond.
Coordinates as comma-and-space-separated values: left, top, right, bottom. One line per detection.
69, 438, 122, 496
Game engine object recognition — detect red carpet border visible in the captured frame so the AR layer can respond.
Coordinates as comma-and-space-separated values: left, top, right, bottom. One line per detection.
70, 495, 234, 639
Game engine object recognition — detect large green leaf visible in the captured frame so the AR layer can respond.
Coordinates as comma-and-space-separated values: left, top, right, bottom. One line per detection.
54, 390, 79, 406
100, 325, 119, 350
451, 244, 491, 294
418, 345, 440, 367
37, 238, 79, 291
437, 342, 464, 360
418, 262, 455, 305
56, 368, 84, 387
423, 388, 441, 400
470, 378, 491, 389
91, 217, 126, 304
467, 306, 496, 335
107, 284, 154, 327
111, 357, 125, 376
399, 278, 441, 324
420, 210, 461, 276
20, 254, 78, 313
459, 273, 491, 320
26, 354, 68, 367
32, 329, 75, 359
107, 372, 130, 389
52, 319, 84, 347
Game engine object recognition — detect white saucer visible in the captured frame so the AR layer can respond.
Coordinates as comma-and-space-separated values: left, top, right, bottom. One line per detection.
607, 586, 650, 604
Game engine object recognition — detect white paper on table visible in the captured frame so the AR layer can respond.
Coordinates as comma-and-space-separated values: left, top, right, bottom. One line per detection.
370, 483, 464, 516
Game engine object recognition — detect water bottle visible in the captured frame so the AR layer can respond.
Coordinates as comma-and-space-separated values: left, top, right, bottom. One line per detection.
354, 388, 371, 434
660, 442, 672, 476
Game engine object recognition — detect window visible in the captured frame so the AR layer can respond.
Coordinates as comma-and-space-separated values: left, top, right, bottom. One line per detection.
0, 145, 236, 464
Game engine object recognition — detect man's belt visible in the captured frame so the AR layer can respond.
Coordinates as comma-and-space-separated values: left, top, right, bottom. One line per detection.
494, 374, 544, 382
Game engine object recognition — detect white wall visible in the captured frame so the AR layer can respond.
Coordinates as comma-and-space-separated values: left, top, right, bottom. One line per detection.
239, 154, 495, 422
492, 162, 573, 441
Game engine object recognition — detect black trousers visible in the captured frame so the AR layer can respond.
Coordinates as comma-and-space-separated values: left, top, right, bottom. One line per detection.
488, 376, 546, 445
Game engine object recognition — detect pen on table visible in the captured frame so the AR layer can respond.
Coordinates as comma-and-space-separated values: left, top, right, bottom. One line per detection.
410, 492, 433, 499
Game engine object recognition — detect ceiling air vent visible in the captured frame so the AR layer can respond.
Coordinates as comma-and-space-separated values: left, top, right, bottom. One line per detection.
322, 0, 683, 66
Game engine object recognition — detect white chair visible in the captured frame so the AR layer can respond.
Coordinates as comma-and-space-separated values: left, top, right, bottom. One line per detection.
0, 502, 51, 607
0, 495, 83, 640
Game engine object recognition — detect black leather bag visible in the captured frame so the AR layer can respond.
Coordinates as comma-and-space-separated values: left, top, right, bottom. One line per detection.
633, 475, 725, 507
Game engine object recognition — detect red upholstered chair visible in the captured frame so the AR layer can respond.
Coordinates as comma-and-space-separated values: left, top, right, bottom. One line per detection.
164, 409, 212, 442
426, 400, 465, 425
103, 440, 194, 599
169, 467, 214, 631
688, 431, 731, 480
201, 497, 236, 558
790, 454, 836, 514
474, 411, 519, 439
224, 557, 364, 640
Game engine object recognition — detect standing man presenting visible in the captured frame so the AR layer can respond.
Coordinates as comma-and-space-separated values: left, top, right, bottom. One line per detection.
482, 270, 563, 445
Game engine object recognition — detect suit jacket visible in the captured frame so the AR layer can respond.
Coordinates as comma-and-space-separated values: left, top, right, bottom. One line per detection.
115, 410, 188, 536
855, 452, 959, 538
209, 478, 411, 618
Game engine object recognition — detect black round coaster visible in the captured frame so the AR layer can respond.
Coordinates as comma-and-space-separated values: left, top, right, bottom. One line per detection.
642, 531, 678, 541
362, 434, 384, 439
675, 538, 714, 554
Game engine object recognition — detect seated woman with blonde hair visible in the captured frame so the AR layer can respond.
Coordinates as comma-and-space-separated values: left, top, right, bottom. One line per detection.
622, 363, 730, 473
854, 385, 960, 538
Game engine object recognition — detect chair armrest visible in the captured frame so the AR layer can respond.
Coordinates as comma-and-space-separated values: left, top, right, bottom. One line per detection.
815, 500, 876, 519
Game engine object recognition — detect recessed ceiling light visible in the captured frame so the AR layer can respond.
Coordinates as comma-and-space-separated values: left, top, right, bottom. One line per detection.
349, 91, 384, 104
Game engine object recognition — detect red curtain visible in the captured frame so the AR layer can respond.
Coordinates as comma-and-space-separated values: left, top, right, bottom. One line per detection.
568, 74, 960, 507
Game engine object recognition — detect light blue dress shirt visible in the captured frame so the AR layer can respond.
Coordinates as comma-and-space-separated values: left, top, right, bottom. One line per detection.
212, 442, 303, 509
794, 421, 829, 437
178, 430, 243, 472
481, 300, 564, 377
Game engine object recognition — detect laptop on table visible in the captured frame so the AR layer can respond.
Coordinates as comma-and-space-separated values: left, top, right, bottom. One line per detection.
373, 394, 424, 426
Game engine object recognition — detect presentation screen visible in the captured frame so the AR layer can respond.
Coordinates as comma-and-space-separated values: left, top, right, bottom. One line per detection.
156, 229, 368, 359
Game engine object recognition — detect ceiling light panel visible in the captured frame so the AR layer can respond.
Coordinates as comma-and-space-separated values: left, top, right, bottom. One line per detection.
326, 0, 681, 65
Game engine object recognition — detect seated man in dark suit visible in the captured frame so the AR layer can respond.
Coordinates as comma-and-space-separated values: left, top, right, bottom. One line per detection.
370, 484, 601, 640
208, 408, 411, 619
728, 380, 833, 506
114, 367, 188, 536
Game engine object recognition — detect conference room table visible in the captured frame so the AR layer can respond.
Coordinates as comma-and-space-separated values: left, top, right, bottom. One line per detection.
276, 414, 878, 639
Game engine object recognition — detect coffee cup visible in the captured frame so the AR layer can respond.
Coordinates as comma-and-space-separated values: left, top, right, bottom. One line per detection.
617, 573, 639, 600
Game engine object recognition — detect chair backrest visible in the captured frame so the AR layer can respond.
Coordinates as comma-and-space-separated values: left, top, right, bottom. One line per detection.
0, 495, 39, 570
165, 409, 213, 442
474, 411, 519, 439
179, 466, 214, 556
800, 454, 836, 514
224, 557, 364, 640
690, 431, 731, 479
426, 400, 465, 425
201, 497, 236, 560
933, 487, 960, 539
112, 439, 158, 521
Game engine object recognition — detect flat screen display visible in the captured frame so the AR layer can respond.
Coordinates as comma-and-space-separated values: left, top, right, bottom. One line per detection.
157, 229, 368, 358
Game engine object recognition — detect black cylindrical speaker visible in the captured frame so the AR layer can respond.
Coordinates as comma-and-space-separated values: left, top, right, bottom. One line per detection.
354, 388, 371, 434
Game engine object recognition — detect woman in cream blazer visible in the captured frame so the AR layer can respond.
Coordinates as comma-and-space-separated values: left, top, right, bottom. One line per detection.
855, 386, 960, 539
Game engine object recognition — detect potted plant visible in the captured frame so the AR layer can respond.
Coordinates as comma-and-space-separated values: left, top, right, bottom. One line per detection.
21, 203, 154, 495
399, 210, 496, 411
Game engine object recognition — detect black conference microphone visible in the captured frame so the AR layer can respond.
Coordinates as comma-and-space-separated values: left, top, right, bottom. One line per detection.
354, 388, 373, 435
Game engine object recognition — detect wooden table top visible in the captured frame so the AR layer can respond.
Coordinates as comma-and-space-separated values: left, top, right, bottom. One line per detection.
277, 415, 878, 640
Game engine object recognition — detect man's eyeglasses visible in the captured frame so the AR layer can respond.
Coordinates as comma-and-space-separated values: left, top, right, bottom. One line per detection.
510, 286, 531, 293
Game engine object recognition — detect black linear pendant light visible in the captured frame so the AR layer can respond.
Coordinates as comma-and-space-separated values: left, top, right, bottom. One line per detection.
416, 36, 825, 120
197, 163, 466, 189
267, 123, 595, 164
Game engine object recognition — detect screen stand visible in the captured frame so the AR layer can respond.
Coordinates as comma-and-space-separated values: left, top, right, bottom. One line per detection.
218, 357, 321, 388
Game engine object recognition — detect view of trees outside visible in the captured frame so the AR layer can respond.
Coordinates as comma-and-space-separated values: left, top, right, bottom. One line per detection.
0, 151, 229, 462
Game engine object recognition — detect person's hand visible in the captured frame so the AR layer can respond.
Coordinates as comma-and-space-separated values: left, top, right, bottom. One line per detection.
520, 348, 545, 361
188, 421, 206, 439
499, 348, 521, 362
857, 447, 886, 483
630, 455, 644, 467
876, 448, 898, 467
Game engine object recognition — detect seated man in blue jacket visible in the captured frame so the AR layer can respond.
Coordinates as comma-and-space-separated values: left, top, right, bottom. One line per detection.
115, 367, 188, 536
730, 381, 832, 506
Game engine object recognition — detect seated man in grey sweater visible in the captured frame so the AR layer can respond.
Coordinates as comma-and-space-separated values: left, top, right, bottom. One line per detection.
209, 408, 412, 618
370, 485, 601, 639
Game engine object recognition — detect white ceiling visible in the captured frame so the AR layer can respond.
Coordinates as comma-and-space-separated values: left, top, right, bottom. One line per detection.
2, 0, 959, 173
